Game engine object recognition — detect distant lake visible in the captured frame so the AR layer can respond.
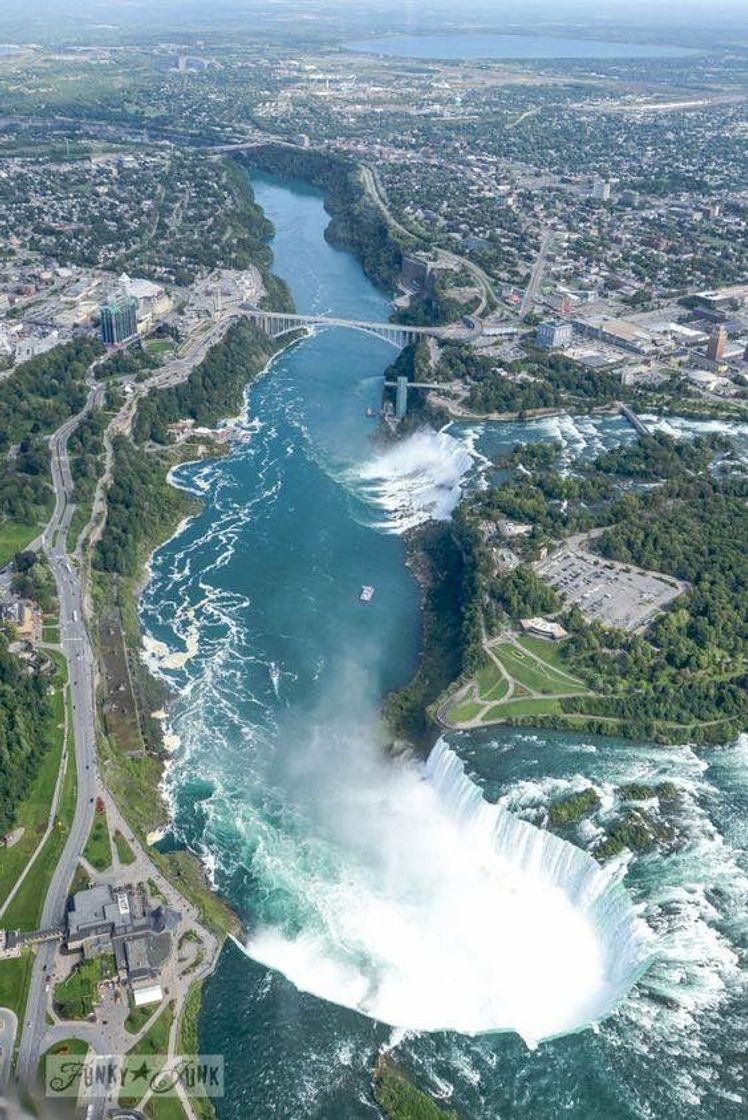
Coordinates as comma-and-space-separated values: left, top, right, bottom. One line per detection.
344, 34, 697, 61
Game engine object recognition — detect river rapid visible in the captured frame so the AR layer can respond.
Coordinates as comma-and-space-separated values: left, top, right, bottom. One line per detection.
139, 171, 748, 1118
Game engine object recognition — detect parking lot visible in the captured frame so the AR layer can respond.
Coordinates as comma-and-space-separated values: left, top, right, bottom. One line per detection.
534, 544, 687, 632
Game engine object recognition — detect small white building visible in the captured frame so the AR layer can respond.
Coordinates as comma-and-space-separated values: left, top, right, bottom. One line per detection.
520, 617, 569, 641
132, 983, 163, 1008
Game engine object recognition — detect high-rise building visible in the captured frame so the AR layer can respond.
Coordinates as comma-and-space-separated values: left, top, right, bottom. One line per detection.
100, 292, 138, 346
536, 320, 573, 350
706, 325, 727, 363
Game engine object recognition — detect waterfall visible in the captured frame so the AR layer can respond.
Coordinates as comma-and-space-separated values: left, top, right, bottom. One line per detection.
243, 737, 655, 1048
424, 739, 656, 1006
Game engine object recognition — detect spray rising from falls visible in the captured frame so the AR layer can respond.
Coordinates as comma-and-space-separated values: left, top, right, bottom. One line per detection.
350, 428, 475, 533
244, 739, 654, 1046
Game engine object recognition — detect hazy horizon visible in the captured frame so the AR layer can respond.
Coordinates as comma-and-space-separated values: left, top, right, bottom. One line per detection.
2, 0, 748, 46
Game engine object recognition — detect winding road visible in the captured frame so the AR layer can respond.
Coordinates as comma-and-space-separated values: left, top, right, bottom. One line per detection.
15, 381, 103, 1105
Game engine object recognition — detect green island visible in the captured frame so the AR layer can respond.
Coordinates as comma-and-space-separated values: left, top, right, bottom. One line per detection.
387, 428, 747, 757
434, 427, 748, 743
374, 1058, 460, 1120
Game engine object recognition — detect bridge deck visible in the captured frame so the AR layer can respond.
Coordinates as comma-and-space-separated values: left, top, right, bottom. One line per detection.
243, 306, 480, 344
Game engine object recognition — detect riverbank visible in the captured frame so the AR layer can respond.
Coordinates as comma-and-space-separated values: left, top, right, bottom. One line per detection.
383, 522, 466, 754
236, 146, 407, 292
91, 320, 303, 945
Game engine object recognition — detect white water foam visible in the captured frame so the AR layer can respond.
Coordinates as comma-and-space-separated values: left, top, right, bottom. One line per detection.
243, 739, 653, 1046
352, 428, 475, 533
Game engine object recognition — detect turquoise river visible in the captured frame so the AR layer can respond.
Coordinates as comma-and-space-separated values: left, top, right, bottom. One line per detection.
139, 171, 748, 1119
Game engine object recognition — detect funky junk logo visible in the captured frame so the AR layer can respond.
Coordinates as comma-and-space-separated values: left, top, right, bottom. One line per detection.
46, 1054, 225, 1098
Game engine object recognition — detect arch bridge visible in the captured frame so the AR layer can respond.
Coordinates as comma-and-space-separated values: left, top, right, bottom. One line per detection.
244, 308, 481, 348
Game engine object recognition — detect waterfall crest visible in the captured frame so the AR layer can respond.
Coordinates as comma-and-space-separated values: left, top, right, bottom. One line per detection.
244, 738, 655, 1047
425, 739, 656, 1006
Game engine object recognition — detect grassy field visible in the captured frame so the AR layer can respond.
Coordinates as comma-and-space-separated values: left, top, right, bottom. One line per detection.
120, 1002, 176, 1109
83, 812, 113, 871
114, 829, 137, 866
3, 718, 77, 930
475, 659, 510, 702
0, 952, 34, 1022
0, 520, 38, 567
145, 1096, 190, 1120
42, 620, 60, 642
492, 697, 563, 718
125, 1000, 159, 1035
0, 658, 68, 913
444, 637, 590, 729
40, 1037, 89, 1095
54, 955, 115, 1020
493, 643, 580, 695
127, 1001, 174, 1059
515, 634, 579, 674
144, 338, 176, 356
445, 698, 483, 723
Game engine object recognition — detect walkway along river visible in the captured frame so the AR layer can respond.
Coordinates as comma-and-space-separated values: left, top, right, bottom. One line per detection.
139, 171, 748, 1119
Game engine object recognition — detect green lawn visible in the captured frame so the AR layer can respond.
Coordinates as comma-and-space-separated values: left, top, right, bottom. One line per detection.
475, 658, 509, 702
490, 697, 563, 719
127, 1001, 174, 1058
515, 635, 579, 677
0, 520, 38, 568
3, 728, 77, 931
125, 1000, 159, 1035
83, 813, 113, 872
0, 952, 34, 1023
495, 644, 581, 695
0, 660, 68, 913
144, 338, 176, 356
120, 1002, 189, 1117
445, 699, 483, 724
41, 624, 61, 645
145, 1096, 190, 1120
40, 1037, 89, 1095
54, 955, 115, 1020
113, 829, 137, 866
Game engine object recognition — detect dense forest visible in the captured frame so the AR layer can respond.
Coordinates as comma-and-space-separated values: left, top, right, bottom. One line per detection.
395, 272, 480, 327
94, 437, 194, 578
593, 430, 730, 479
241, 146, 405, 290
466, 349, 622, 414
132, 319, 282, 444
12, 551, 57, 613
0, 336, 102, 445
384, 525, 465, 747
0, 635, 54, 835
0, 337, 103, 523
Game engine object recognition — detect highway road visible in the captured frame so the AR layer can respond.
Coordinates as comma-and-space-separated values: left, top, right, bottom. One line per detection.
359, 162, 497, 317
15, 380, 104, 1111
13, 325, 233, 1112
519, 227, 554, 319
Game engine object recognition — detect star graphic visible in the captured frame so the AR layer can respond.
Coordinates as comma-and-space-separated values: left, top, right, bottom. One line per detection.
129, 1060, 151, 1083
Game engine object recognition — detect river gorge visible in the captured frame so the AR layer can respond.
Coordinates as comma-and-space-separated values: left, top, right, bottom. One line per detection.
139, 171, 748, 1119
